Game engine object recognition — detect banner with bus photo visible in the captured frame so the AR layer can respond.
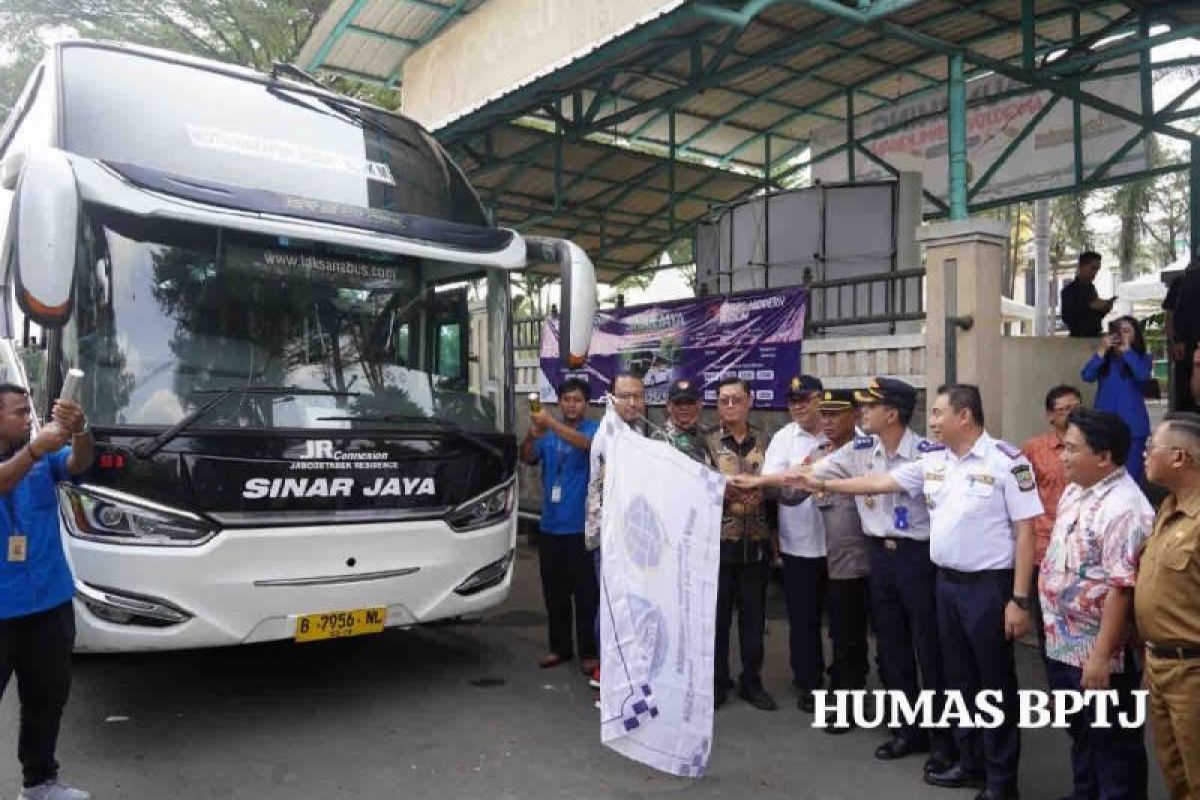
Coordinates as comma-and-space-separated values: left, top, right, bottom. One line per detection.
537, 287, 807, 409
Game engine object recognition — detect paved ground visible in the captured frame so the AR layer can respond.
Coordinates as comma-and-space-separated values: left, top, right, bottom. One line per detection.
0, 540, 1169, 799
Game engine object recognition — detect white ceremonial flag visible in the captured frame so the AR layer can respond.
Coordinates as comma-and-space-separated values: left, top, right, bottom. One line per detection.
597, 406, 725, 777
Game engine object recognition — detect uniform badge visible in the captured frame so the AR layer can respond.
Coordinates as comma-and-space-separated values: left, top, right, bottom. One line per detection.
917, 439, 944, 453
1012, 463, 1036, 492
893, 506, 910, 531
863, 496, 877, 509
853, 435, 873, 450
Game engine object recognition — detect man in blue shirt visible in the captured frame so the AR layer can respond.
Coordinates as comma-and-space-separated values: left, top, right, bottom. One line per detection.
521, 377, 599, 673
0, 383, 94, 800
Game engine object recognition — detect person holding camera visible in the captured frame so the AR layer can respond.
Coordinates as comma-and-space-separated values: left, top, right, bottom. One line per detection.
0, 383, 95, 800
1081, 316, 1153, 484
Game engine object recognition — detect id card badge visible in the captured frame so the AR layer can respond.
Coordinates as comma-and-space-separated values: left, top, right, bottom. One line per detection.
7, 534, 27, 563
550, 485, 563, 504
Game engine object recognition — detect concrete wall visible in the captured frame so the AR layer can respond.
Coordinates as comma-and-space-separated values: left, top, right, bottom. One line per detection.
999, 336, 1098, 445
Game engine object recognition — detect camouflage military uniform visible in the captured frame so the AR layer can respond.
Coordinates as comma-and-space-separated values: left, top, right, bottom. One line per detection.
652, 419, 715, 467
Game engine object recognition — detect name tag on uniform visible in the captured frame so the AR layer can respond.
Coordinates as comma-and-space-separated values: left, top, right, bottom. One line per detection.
966, 473, 996, 497
7, 534, 27, 563
550, 485, 563, 504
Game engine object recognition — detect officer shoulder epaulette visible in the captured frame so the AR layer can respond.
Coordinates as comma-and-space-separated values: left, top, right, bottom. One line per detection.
853, 435, 874, 450
995, 440, 1022, 459
916, 439, 944, 453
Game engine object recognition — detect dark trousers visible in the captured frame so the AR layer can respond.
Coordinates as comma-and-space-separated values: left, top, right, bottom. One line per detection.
869, 538, 955, 758
538, 533, 598, 660
1171, 340, 1198, 413
1045, 657, 1148, 800
1031, 565, 1047, 653
828, 576, 870, 690
0, 602, 75, 788
715, 559, 769, 692
780, 554, 827, 690
936, 569, 1021, 791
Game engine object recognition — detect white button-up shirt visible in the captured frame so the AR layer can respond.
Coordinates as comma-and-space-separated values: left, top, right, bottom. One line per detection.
814, 428, 937, 541
762, 422, 826, 558
892, 431, 1044, 571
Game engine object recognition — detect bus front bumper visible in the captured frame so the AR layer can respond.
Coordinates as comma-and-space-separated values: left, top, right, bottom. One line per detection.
66, 514, 516, 653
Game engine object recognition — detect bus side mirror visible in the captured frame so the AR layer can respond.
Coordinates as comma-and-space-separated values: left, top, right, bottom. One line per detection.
523, 237, 596, 368
0, 150, 26, 190
13, 148, 77, 328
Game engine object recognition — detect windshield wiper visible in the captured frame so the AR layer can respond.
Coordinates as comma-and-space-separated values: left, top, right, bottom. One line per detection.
316, 413, 503, 461
132, 386, 359, 459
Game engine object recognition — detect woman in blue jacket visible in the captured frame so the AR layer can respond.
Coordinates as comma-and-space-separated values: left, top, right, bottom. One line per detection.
1081, 315, 1152, 483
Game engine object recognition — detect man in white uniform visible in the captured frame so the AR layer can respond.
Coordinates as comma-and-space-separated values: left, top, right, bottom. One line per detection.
761, 375, 827, 713
743, 384, 1041, 800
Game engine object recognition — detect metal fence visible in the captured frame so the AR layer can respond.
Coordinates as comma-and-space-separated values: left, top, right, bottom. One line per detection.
804, 268, 926, 335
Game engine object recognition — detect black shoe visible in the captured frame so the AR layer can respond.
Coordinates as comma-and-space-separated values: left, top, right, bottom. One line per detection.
923, 753, 956, 776
975, 788, 1019, 800
875, 734, 929, 761
738, 686, 778, 711
924, 764, 986, 790
797, 693, 815, 714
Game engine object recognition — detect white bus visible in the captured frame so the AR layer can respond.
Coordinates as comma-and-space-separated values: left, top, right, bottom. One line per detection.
0, 40, 595, 652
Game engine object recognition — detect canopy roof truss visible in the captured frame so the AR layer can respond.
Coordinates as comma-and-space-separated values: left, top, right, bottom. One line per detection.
302, 0, 1200, 280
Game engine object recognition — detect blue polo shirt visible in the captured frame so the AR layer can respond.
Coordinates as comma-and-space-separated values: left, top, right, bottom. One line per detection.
0, 446, 76, 619
534, 420, 598, 535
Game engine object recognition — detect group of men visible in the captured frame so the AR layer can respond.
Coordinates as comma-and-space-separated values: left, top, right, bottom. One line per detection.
523, 371, 1200, 800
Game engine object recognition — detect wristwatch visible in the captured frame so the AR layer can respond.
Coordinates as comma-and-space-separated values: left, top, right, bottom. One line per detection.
1009, 595, 1031, 611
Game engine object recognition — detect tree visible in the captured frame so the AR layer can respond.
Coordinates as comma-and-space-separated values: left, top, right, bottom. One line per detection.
1049, 192, 1092, 266
1142, 167, 1190, 268
0, 0, 331, 112
512, 272, 554, 318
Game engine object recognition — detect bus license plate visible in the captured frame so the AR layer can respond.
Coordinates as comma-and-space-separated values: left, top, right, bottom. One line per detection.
294, 607, 387, 643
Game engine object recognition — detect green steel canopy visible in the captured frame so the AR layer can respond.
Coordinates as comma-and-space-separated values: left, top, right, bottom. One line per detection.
301, 0, 1200, 280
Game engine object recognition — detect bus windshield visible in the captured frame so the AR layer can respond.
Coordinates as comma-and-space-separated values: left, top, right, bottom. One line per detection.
58, 44, 486, 227
63, 205, 506, 434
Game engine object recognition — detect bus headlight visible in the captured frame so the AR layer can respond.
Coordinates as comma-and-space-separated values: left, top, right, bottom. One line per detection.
445, 479, 515, 532
59, 484, 216, 546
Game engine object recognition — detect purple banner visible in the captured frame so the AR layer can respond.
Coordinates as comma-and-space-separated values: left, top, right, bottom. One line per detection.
538, 287, 808, 408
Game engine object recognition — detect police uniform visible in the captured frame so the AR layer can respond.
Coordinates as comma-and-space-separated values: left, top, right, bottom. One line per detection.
891, 431, 1043, 795
808, 390, 871, 708
813, 378, 952, 762
708, 421, 773, 705
762, 375, 827, 697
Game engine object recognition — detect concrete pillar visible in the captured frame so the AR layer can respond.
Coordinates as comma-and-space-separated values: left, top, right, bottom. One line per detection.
919, 218, 1010, 428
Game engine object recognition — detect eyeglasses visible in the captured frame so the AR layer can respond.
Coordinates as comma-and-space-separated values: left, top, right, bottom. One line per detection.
717, 396, 747, 407
1146, 443, 1198, 461
613, 392, 643, 402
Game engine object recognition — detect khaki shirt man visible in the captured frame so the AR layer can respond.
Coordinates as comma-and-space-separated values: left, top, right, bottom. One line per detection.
1136, 413, 1200, 800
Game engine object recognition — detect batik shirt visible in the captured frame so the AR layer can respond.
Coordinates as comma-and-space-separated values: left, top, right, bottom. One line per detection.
1038, 468, 1153, 671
